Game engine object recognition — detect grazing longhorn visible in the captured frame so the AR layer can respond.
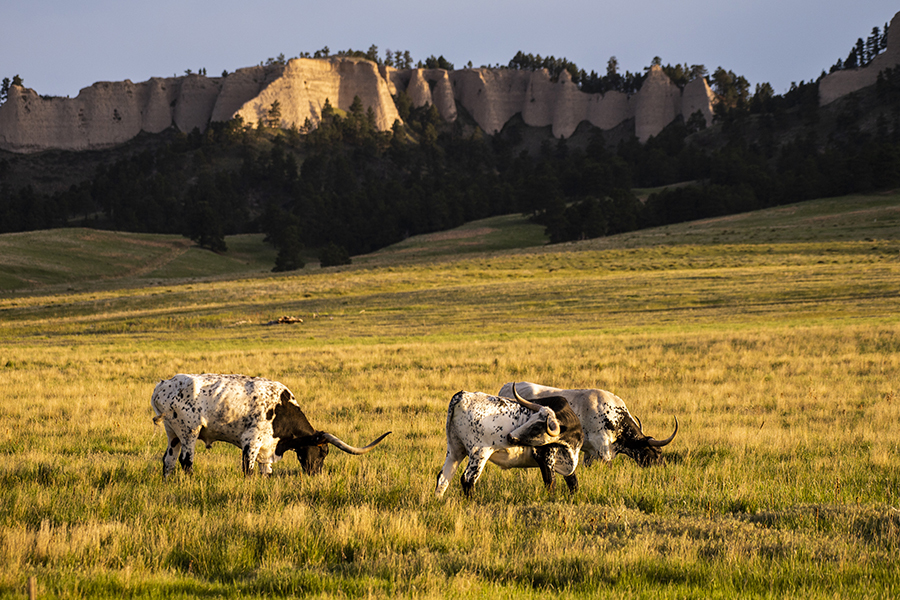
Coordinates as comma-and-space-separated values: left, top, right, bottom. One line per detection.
498, 382, 677, 467
435, 384, 584, 497
150, 373, 390, 477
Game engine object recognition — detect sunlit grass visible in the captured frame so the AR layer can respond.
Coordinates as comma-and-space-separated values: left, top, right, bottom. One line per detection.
2, 320, 899, 597
1, 193, 899, 597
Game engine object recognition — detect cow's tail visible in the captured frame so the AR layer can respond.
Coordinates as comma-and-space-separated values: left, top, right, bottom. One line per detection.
150, 383, 172, 427
152, 408, 173, 427
445, 391, 466, 441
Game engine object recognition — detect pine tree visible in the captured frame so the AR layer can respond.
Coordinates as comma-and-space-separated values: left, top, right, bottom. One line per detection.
267, 100, 282, 128
866, 27, 880, 63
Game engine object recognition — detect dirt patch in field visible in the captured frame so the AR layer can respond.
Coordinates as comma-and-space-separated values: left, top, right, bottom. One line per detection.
415, 227, 497, 242
76, 230, 184, 249
802, 205, 900, 224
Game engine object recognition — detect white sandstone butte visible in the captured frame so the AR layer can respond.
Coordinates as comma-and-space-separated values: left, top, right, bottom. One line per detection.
2, 13, 898, 154
0, 61, 713, 152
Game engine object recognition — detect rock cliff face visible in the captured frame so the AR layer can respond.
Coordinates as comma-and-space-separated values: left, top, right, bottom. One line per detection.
0, 58, 728, 153
401, 64, 713, 142
233, 58, 401, 131
0, 75, 238, 153
399, 68, 457, 122
819, 11, 900, 105
6, 12, 900, 154
210, 66, 281, 123
0, 79, 177, 153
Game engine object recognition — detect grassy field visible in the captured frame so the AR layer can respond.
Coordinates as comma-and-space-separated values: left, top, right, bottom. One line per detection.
1, 193, 899, 598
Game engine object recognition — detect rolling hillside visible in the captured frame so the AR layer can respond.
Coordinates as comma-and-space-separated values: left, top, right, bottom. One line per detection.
1, 190, 897, 294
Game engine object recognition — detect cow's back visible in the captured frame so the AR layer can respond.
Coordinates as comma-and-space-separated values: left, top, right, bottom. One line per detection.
498, 381, 626, 462
193, 373, 285, 419
498, 382, 625, 426
152, 373, 288, 437
446, 391, 525, 447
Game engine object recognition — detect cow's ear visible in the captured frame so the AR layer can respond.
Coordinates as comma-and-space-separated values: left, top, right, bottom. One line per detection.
546, 411, 561, 436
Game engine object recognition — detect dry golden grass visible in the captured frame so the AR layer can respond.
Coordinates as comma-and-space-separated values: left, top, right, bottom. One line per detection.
1, 193, 899, 597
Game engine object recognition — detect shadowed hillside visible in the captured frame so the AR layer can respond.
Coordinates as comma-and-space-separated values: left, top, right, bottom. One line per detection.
2, 190, 898, 294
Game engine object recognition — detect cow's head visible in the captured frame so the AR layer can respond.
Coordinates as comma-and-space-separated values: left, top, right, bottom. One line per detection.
294, 431, 392, 475
508, 384, 584, 473
296, 435, 330, 475
272, 393, 390, 475
612, 413, 678, 466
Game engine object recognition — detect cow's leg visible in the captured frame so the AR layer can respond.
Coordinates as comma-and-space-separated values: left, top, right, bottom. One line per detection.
178, 433, 199, 475
537, 459, 556, 491
241, 440, 265, 476
436, 452, 463, 498
162, 431, 181, 479
435, 435, 467, 498
461, 448, 492, 497
256, 447, 275, 476
160, 407, 200, 476
563, 473, 578, 493
241, 431, 265, 475
582, 435, 611, 466
161, 420, 195, 478
241, 444, 254, 475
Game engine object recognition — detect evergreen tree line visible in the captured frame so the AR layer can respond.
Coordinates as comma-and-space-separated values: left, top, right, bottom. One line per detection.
637, 80, 900, 231
508, 52, 648, 94
5, 55, 900, 268
508, 52, 720, 96
831, 23, 890, 71
513, 71, 900, 242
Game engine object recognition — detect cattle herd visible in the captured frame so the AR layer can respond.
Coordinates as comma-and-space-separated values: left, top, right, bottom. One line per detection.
151, 373, 678, 497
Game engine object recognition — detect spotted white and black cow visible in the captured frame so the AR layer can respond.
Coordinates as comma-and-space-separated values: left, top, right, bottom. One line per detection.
498, 382, 677, 467
151, 373, 391, 477
435, 384, 584, 497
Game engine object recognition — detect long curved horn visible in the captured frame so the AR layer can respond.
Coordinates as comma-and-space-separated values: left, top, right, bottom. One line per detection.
511, 384, 560, 436
633, 414, 644, 433
647, 416, 678, 447
511, 383, 543, 412
321, 431, 391, 455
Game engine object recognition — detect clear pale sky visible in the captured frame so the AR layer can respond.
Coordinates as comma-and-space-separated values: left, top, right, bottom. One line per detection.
3, 0, 898, 99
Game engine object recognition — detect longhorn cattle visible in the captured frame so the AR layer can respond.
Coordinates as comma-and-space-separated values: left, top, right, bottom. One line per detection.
498, 382, 677, 467
151, 373, 391, 477
435, 384, 584, 497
